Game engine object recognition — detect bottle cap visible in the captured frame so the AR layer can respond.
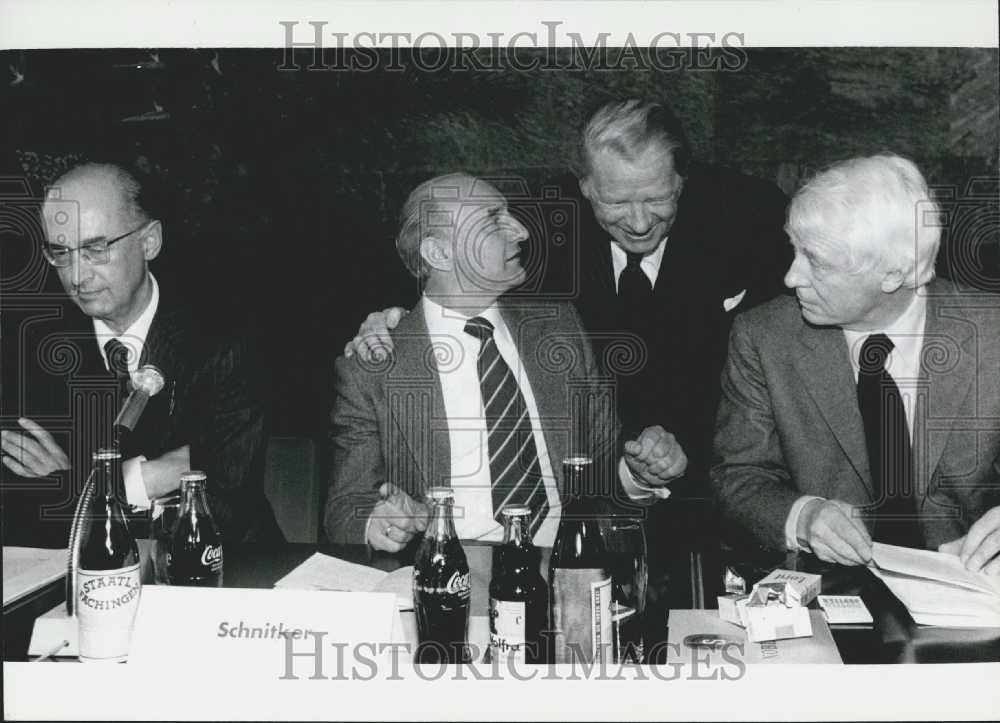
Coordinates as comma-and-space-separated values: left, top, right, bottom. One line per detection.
500, 504, 531, 518
92, 447, 122, 461
562, 455, 593, 467
179, 470, 208, 484
426, 487, 454, 501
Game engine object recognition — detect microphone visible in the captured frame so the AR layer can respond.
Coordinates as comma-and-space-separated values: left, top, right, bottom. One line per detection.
65, 365, 165, 615
113, 365, 166, 437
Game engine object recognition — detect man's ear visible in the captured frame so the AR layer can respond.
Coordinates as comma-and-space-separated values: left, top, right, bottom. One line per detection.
419, 235, 451, 273
579, 176, 593, 200
880, 266, 906, 293
141, 220, 163, 262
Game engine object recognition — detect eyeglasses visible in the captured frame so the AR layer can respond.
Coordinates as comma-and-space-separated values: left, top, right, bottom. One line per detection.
42, 221, 150, 268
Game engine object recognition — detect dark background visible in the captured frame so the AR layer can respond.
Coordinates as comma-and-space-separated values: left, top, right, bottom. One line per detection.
2, 47, 998, 443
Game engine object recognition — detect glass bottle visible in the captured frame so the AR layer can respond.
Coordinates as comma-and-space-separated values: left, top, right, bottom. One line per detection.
412, 487, 471, 663
549, 456, 612, 663
77, 447, 141, 662
167, 471, 224, 587
489, 504, 548, 664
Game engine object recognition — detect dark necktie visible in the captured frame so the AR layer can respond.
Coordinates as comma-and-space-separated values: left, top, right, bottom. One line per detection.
464, 317, 549, 538
104, 338, 131, 382
856, 333, 923, 547
618, 251, 653, 312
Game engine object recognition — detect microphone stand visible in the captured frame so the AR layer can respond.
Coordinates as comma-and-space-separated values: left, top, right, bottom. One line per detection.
64, 365, 166, 616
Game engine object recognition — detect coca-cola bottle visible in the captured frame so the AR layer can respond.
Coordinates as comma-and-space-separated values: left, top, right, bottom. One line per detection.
549, 456, 612, 663
412, 487, 471, 663
488, 504, 548, 664
167, 471, 223, 587
77, 447, 142, 662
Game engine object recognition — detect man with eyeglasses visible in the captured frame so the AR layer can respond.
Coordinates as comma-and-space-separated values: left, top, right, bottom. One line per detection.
1, 162, 283, 548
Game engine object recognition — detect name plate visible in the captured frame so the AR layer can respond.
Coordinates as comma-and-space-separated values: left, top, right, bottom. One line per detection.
129, 586, 396, 671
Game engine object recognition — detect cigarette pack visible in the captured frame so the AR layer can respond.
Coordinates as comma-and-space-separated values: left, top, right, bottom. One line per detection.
755, 569, 821, 606
745, 604, 813, 643
717, 594, 749, 626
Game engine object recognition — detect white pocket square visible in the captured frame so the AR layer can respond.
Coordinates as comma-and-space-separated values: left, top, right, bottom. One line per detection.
723, 289, 747, 312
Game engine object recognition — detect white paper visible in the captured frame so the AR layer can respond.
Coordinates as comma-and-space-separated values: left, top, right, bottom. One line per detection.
273, 552, 413, 609
872, 542, 1000, 596
2, 547, 67, 606
129, 585, 396, 670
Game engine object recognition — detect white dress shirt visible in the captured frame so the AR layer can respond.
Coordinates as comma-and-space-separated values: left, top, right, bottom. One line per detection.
92, 273, 160, 509
422, 296, 667, 547
423, 296, 563, 546
784, 293, 928, 551
610, 236, 667, 292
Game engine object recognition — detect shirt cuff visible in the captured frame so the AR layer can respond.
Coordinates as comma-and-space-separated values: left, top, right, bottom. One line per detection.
123, 455, 151, 510
785, 495, 825, 552
618, 457, 671, 500
363, 513, 375, 547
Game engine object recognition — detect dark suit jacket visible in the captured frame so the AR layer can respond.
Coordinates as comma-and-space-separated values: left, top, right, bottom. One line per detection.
1, 286, 283, 548
530, 164, 791, 547
535, 164, 791, 481
711, 280, 1000, 551
324, 297, 645, 545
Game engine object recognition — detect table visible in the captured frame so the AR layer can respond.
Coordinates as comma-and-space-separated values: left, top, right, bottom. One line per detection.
5, 540, 1000, 663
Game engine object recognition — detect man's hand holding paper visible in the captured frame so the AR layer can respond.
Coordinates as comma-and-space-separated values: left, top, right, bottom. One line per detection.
939, 505, 1000, 577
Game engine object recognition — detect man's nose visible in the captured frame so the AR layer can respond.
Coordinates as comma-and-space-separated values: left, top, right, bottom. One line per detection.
784, 254, 805, 289
625, 202, 653, 233
505, 216, 529, 242
69, 250, 92, 287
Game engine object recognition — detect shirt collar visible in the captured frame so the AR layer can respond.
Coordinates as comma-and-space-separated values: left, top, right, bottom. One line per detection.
422, 294, 505, 341
94, 273, 160, 372
843, 292, 927, 374
610, 235, 667, 269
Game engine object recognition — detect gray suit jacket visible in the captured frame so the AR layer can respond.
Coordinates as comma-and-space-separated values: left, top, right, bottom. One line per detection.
324, 297, 637, 544
711, 279, 1000, 551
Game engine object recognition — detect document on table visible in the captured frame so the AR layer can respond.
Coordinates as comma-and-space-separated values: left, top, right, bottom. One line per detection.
870, 542, 1000, 627
273, 552, 414, 610
2, 547, 67, 607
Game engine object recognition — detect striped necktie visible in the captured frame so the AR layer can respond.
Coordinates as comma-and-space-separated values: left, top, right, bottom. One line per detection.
464, 316, 549, 538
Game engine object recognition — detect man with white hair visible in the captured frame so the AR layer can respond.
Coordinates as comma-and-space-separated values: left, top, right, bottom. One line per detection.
325, 173, 687, 550
344, 99, 791, 548
711, 154, 1000, 574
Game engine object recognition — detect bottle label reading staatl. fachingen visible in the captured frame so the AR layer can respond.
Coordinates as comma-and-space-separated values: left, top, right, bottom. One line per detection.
551, 569, 612, 663
77, 563, 142, 662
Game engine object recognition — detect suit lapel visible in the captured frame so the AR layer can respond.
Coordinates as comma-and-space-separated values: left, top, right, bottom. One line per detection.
499, 301, 567, 495
794, 323, 873, 496
585, 226, 617, 300
919, 284, 976, 490
388, 301, 450, 490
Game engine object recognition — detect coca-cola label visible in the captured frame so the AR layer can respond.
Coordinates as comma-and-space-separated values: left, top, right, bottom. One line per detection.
77, 563, 142, 662
415, 570, 471, 600
201, 545, 223, 572
489, 598, 526, 662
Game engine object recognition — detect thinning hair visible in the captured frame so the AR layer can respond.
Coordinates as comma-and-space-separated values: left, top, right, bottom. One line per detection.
576, 99, 691, 180
46, 162, 153, 225
395, 172, 476, 281
787, 153, 940, 287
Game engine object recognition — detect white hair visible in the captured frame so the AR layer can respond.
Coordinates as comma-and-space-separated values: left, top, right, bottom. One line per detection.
395, 173, 474, 280
787, 153, 940, 287
577, 99, 691, 180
